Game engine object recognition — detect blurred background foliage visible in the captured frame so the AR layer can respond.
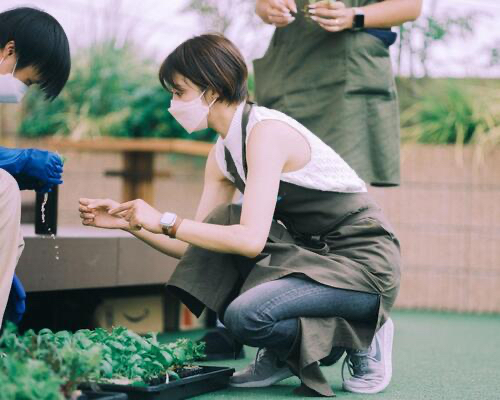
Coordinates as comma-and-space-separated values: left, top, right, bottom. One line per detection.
16, 0, 500, 151
19, 41, 217, 142
398, 78, 500, 154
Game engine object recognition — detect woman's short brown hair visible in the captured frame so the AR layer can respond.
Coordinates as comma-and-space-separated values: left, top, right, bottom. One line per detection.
159, 33, 248, 104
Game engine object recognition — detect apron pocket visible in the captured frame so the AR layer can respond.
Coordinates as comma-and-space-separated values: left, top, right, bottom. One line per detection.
345, 31, 394, 96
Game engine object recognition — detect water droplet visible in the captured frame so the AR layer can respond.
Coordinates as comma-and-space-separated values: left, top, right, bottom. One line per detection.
55, 256, 60, 260
54, 245, 59, 249
41, 193, 49, 224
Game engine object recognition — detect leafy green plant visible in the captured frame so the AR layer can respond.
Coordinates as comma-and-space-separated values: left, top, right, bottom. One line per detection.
0, 323, 205, 391
19, 41, 217, 142
0, 356, 64, 400
81, 326, 204, 384
0, 324, 102, 398
400, 80, 500, 150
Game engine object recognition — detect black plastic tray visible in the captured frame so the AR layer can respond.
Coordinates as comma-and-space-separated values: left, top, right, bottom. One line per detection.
78, 391, 128, 400
85, 366, 234, 400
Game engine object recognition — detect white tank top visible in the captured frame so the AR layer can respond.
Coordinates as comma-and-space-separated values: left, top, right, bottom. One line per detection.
215, 102, 367, 193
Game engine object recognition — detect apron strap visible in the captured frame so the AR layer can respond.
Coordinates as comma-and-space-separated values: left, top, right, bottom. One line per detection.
241, 102, 253, 179
223, 101, 254, 192
224, 146, 246, 193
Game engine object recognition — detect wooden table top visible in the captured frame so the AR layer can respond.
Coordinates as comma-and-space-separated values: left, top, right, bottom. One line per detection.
2, 137, 214, 157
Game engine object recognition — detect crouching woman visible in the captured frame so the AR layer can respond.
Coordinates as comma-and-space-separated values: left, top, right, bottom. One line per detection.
79, 34, 400, 397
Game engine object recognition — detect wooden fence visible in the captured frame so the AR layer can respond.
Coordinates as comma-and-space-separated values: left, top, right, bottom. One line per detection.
371, 145, 500, 313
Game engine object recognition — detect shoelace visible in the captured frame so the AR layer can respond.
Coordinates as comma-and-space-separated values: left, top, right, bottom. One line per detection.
341, 351, 371, 381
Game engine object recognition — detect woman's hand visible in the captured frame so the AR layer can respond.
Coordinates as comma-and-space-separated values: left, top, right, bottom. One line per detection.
256, 0, 297, 27
308, 1, 354, 32
108, 199, 163, 234
79, 198, 130, 230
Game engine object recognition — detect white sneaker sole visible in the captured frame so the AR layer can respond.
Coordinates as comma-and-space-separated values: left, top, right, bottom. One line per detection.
343, 318, 394, 394
229, 368, 293, 388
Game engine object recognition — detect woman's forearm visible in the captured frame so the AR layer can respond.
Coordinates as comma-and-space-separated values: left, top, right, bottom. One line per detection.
126, 228, 188, 259
176, 219, 265, 259
363, 0, 423, 28
124, 219, 263, 260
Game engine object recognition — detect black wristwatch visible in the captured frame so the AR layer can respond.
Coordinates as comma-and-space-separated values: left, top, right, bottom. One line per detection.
352, 7, 365, 31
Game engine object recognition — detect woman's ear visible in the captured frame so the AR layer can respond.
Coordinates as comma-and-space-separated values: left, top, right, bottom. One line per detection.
0, 41, 16, 73
2, 41, 16, 58
206, 88, 219, 105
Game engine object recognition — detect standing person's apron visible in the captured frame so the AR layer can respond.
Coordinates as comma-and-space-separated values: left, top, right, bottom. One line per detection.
166, 104, 401, 397
253, 0, 400, 186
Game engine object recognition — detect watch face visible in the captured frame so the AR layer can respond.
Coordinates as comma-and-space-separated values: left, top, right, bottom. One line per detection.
161, 213, 176, 227
355, 13, 365, 29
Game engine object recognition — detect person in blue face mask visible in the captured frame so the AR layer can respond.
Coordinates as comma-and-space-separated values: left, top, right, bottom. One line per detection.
0, 7, 70, 328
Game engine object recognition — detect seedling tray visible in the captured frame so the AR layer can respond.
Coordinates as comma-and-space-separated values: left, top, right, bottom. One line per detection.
85, 366, 234, 400
78, 391, 128, 400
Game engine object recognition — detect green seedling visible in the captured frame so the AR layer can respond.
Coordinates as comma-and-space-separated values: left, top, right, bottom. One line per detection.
0, 323, 206, 392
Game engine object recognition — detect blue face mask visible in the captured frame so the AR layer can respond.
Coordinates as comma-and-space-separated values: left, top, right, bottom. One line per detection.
0, 57, 28, 103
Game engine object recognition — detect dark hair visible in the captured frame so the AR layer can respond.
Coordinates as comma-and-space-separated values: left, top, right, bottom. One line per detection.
0, 7, 71, 101
159, 34, 248, 104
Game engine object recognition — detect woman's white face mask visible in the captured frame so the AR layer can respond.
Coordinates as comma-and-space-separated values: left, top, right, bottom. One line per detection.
168, 90, 217, 134
0, 57, 28, 103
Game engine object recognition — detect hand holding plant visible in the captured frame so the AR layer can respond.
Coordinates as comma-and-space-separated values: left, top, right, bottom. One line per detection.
308, 1, 355, 32
256, 0, 297, 27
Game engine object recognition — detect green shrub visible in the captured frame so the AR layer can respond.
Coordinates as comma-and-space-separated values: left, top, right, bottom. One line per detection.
19, 41, 216, 142
400, 79, 500, 146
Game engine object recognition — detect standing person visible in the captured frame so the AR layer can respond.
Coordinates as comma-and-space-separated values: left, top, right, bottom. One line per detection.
0, 7, 70, 326
254, 0, 422, 186
79, 34, 401, 396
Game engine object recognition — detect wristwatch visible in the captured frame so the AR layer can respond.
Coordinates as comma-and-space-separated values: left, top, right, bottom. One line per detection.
160, 212, 178, 237
352, 7, 365, 31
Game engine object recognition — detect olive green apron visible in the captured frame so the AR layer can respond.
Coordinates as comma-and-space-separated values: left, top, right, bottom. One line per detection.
166, 104, 401, 396
253, 0, 400, 186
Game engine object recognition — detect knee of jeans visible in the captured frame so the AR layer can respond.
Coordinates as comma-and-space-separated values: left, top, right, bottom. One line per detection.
224, 298, 270, 341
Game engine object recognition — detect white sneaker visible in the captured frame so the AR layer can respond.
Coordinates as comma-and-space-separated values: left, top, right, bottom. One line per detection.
342, 318, 394, 394
229, 348, 293, 388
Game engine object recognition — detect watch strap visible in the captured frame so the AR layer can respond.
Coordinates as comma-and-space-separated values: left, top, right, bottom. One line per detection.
161, 224, 170, 236
167, 217, 183, 238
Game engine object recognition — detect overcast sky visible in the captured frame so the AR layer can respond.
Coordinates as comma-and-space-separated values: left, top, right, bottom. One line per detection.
2, 0, 500, 77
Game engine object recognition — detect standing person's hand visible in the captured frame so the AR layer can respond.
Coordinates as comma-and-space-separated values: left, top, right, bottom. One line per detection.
79, 198, 130, 230
108, 199, 163, 234
256, 0, 297, 27
308, 1, 354, 32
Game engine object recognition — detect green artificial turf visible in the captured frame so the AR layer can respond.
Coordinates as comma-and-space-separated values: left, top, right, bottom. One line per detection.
159, 310, 500, 399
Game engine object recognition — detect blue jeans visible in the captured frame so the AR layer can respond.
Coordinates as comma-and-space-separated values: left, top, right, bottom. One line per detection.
223, 276, 379, 358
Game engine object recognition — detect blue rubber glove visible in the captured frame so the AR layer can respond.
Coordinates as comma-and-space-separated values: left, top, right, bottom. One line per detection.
5, 274, 26, 325
0, 147, 63, 193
